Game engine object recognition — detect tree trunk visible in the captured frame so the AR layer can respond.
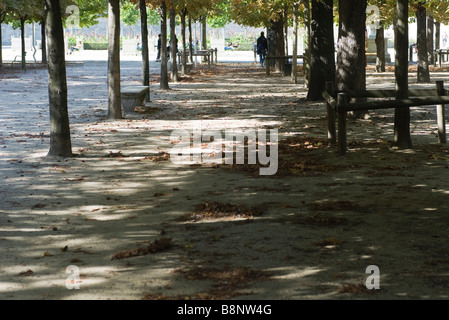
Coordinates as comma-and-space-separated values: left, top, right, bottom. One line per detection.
41, 17, 47, 64
337, 0, 367, 117
21, 17, 26, 70
435, 21, 440, 52
188, 15, 193, 64
284, 4, 289, 57
107, 0, 122, 119
180, 9, 187, 75
306, 0, 335, 101
44, 0, 72, 157
375, 26, 385, 72
417, 2, 430, 83
303, 0, 311, 87
427, 15, 434, 65
394, 0, 412, 148
291, 3, 299, 84
170, 8, 178, 82
0, 22, 3, 68
336, 0, 366, 93
159, 0, 169, 90
267, 18, 285, 72
140, 0, 150, 102
201, 16, 207, 62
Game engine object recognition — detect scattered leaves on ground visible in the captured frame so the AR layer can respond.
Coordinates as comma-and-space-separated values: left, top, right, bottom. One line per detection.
180, 202, 264, 222
142, 267, 271, 300
141, 152, 170, 162
18, 270, 34, 277
111, 237, 173, 260
107, 151, 128, 158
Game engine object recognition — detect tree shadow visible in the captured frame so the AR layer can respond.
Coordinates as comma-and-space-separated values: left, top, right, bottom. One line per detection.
0, 62, 448, 300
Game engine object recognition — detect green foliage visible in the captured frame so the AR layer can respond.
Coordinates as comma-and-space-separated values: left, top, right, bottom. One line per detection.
67, 0, 108, 28
83, 42, 109, 50
208, 0, 231, 28
121, 0, 140, 26
147, 8, 160, 25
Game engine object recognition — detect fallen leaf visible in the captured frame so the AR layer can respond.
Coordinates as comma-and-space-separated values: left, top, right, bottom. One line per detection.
18, 270, 34, 277
154, 192, 168, 197
32, 203, 46, 209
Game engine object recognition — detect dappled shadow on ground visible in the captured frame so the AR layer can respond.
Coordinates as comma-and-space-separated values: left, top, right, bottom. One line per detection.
0, 62, 448, 299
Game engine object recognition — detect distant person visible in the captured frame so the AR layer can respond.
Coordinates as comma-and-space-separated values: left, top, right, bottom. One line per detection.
224, 41, 233, 51
136, 36, 141, 51
156, 34, 161, 62
257, 32, 268, 67
69, 41, 82, 54
195, 38, 200, 50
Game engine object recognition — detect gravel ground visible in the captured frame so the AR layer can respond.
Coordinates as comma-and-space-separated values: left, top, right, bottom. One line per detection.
0, 52, 449, 300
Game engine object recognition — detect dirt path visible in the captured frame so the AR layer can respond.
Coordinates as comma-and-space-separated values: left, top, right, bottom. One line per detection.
0, 61, 448, 300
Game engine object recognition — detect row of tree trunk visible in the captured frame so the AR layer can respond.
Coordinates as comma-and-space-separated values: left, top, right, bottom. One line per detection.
44, 0, 122, 157
0, 18, 48, 70
305, 0, 413, 148
43, 0, 212, 157
36, 0, 433, 157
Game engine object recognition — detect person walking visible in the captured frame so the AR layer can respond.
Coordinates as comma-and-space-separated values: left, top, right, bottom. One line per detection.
156, 34, 161, 62
257, 31, 268, 67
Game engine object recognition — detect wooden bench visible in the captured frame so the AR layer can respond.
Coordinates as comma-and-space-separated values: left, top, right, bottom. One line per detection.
180, 49, 217, 68
121, 86, 149, 113
322, 81, 447, 155
436, 49, 449, 67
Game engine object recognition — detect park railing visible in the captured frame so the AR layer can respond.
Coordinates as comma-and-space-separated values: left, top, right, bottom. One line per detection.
322, 81, 447, 155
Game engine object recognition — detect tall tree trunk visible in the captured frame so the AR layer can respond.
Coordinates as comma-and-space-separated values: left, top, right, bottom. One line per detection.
284, 4, 289, 56
303, 0, 311, 87
140, 0, 150, 101
201, 16, 207, 50
180, 9, 187, 75
417, 2, 430, 83
107, 0, 122, 119
306, 0, 335, 101
160, 0, 169, 90
201, 16, 207, 62
267, 18, 285, 72
337, 0, 367, 118
188, 15, 193, 64
427, 15, 434, 65
21, 17, 26, 70
44, 0, 72, 157
0, 11, 6, 68
435, 21, 440, 52
375, 26, 385, 72
394, 0, 412, 148
41, 17, 47, 64
0, 22, 3, 68
0, 12, 6, 69
291, 2, 299, 84
169, 8, 178, 82
336, 0, 367, 93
